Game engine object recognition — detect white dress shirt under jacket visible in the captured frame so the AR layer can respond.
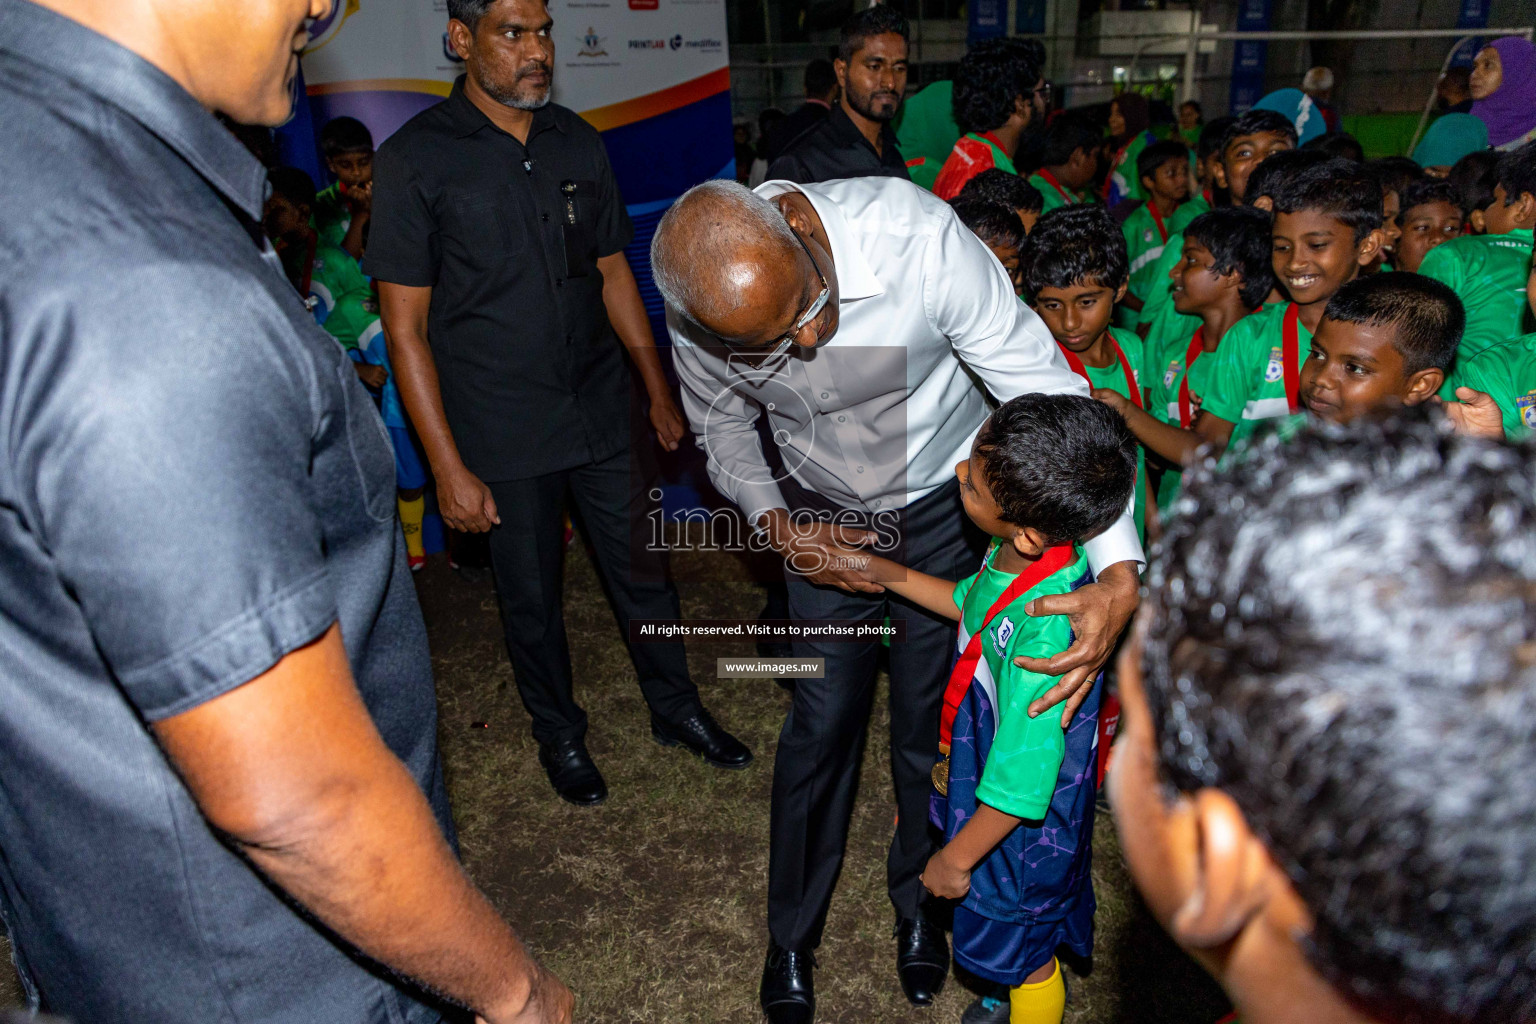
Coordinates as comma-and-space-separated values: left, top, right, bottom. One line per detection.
668, 175, 1144, 575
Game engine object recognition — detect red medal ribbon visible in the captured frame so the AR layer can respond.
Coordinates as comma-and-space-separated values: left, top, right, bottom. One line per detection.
1059, 340, 1143, 409
1037, 168, 1076, 205
1177, 328, 1205, 428
1282, 303, 1303, 413
1147, 202, 1169, 244
938, 544, 1077, 754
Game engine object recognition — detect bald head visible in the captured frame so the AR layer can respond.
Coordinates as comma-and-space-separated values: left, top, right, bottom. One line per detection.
650, 179, 806, 338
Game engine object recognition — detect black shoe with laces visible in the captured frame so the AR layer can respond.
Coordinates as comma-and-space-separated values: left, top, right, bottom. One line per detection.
894, 914, 950, 1005
537, 736, 607, 807
759, 943, 815, 1024
651, 708, 753, 769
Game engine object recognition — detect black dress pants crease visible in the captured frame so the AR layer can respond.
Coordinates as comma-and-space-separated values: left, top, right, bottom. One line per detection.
767, 476, 985, 951
485, 447, 702, 746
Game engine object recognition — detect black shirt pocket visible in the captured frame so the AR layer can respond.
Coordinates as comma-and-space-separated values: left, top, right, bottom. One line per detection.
447, 186, 526, 267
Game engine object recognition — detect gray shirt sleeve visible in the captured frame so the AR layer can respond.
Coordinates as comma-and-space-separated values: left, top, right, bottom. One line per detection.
10, 259, 339, 719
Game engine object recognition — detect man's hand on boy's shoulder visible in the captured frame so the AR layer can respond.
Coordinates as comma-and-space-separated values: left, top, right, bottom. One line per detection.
1437, 387, 1505, 440
1015, 559, 1140, 728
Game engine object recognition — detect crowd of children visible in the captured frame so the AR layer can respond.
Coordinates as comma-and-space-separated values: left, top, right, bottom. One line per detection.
923, 98, 1536, 1024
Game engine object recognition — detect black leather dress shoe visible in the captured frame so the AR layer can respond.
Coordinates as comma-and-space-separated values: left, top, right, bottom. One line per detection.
759, 943, 815, 1024
537, 737, 607, 806
651, 708, 753, 769
894, 915, 950, 1005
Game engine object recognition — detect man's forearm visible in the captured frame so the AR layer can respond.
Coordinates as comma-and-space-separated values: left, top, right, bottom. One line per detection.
598, 252, 670, 400
379, 287, 466, 477
242, 757, 540, 1019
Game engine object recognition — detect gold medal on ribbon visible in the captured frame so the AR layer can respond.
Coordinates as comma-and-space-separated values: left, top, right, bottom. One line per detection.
930, 755, 949, 797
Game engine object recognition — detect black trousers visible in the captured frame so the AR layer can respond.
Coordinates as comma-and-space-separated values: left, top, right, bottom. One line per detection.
486, 448, 702, 746
767, 476, 986, 951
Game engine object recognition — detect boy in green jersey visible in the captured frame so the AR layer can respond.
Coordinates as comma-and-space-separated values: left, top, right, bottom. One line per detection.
826, 393, 1137, 1024
1189, 161, 1385, 455
1421, 141, 1536, 363
1136, 111, 1297, 353
1115, 416, 1536, 1024
312, 116, 374, 260
1446, 257, 1536, 438
1120, 140, 1193, 327
1027, 113, 1099, 215
1020, 206, 1149, 542
1392, 177, 1463, 274
1097, 207, 1274, 513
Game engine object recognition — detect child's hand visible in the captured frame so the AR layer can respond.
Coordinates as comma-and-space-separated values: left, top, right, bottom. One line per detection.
348, 180, 373, 213
1092, 387, 1129, 414
355, 363, 389, 390
920, 848, 971, 900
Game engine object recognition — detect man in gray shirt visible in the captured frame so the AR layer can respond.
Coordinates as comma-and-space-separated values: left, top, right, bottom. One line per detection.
0, 1, 568, 1021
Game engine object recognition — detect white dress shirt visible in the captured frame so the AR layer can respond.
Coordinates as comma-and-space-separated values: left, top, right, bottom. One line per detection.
668, 176, 1144, 575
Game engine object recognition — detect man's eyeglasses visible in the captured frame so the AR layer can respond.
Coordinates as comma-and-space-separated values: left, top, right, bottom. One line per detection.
725, 224, 829, 364
1033, 81, 1053, 105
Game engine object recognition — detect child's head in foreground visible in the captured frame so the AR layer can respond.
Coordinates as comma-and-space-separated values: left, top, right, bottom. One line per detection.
1112, 415, 1536, 1024
1270, 162, 1383, 310
1486, 139, 1536, 236
957, 168, 1045, 234
1299, 273, 1461, 423
1172, 207, 1275, 317
950, 197, 1027, 293
1018, 205, 1128, 353
319, 116, 375, 190
960, 393, 1135, 553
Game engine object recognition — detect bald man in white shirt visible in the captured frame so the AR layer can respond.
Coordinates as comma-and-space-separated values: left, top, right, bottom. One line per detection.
652, 177, 1142, 1024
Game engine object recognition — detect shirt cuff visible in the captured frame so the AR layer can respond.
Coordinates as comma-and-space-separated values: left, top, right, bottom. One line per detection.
1083, 509, 1144, 578
735, 480, 789, 527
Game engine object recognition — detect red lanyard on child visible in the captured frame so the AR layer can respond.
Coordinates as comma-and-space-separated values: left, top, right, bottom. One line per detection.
1202, 188, 1214, 207
1059, 341, 1143, 409
937, 544, 1076, 757
1147, 202, 1169, 243
1037, 168, 1076, 205
1176, 329, 1206, 428
1281, 303, 1303, 413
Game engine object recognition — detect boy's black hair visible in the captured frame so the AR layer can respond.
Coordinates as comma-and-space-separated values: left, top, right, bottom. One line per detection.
1180, 99, 1203, 120
1364, 155, 1425, 199
1018, 204, 1129, 297
803, 58, 836, 98
957, 168, 1044, 215
949, 198, 1026, 251
1136, 139, 1189, 189
1197, 116, 1236, 161
446, 0, 499, 31
1242, 149, 1336, 206
267, 165, 316, 211
1397, 176, 1460, 220
973, 393, 1136, 543
1040, 112, 1102, 168
320, 116, 373, 159
838, 5, 908, 62
951, 37, 1043, 135
1183, 207, 1276, 310
1300, 131, 1364, 162
1448, 150, 1501, 214
1495, 138, 1536, 205
1271, 159, 1383, 243
1220, 109, 1298, 159
1142, 416, 1536, 1024
1322, 273, 1463, 374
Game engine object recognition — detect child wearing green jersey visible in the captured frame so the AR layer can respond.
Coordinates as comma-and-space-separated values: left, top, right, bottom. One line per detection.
1120, 140, 1194, 328
1097, 208, 1274, 513
1020, 206, 1150, 542
1027, 114, 1099, 215
312, 117, 374, 260
1421, 141, 1536, 367
1190, 161, 1385, 455
824, 393, 1137, 1024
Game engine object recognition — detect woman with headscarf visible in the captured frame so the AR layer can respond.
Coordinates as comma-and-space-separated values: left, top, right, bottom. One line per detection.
1105, 92, 1157, 206
1470, 37, 1536, 152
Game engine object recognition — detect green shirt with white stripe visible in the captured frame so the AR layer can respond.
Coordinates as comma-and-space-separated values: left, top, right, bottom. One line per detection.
1188, 301, 1308, 451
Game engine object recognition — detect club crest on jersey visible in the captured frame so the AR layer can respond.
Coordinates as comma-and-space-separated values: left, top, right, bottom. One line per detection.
992, 616, 1015, 656
1163, 360, 1180, 388
1519, 392, 1536, 429
1264, 346, 1285, 383
1143, 230, 1155, 244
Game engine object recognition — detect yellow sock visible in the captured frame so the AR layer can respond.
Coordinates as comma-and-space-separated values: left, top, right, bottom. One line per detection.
1009, 958, 1065, 1024
398, 495, 425, 558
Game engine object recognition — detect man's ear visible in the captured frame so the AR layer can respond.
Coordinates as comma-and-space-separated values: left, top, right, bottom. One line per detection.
1010, 526, 1050, 559
774, 194, 815, 239
1403, 368, 1446, 406
1011, 94, 1031, 129
446, 19, 474, 62
1355, 228, 1385, 267
1514, 190, 1536, 227
1167, 788, 1274, 949
833, 58, 849, 92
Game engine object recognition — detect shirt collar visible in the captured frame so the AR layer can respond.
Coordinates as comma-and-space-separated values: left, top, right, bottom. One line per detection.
825, 104, 899, 161
754, 180, 884, 302
0, 0, 268, 220
446, 74, 564, 140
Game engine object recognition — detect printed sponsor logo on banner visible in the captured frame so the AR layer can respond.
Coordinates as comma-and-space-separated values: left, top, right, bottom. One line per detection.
629, 0, 660, 9
629, 38, 667, 49
669, 34, 724, 51
576, 27, 608, 57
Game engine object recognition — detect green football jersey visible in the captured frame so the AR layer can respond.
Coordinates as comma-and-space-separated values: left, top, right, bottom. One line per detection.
1030, 171, 1085, 215
1419, 229, 1534, 358
1189, 302, 1308, 451
310, 242, 376, 350
312, 181, 353, 252
1123, 203, 1183, 305
1444, 335, 1536, 439
952, 542, 1089, 820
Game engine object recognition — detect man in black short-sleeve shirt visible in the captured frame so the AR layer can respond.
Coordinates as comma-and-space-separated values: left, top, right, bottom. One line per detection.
367, 0, 750, 806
